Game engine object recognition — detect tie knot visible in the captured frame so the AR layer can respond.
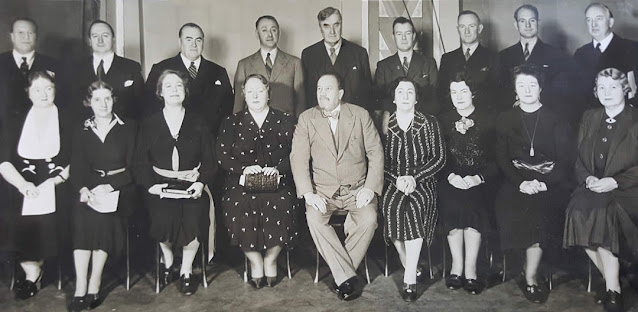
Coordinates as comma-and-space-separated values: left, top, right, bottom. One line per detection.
330, 47, 335, 54
22, 57, 27, 62
525, 42, 529, 49
466, 48, 471, 54
267, 52, 271, 58
190, 61, 195, 66
596, 43, 602, 50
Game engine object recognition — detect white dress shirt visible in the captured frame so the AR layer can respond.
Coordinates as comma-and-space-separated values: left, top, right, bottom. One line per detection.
12, 50, 35, 69
93, 52, 115, 75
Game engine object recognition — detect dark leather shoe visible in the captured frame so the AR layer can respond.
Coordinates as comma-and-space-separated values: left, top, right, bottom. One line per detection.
266, 276, 279, 288
416, 266, 427, 283
445, 274, 464, 290
604, 290, 623, 312
595, 287, 608, 305
523, 284, 543, 303
68, 296, 88, 312
14, 279, 38, 300
161, 265, 176, 287
335, 277, 360, 301
86, 293, 104, 310
464, 279, 485, 295
401, 283, 417, 302
249, 277, 265, 289
178, 274, 198, 296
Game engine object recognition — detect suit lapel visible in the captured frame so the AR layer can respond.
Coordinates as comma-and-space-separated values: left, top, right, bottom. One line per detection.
247, 51, 269, 78
605, 108, 634, 170
309, 108, 338, 158
270, 51, 289, 82
388, 53, 404, 77
407, 53, 424, 80
336, 105, 355, 160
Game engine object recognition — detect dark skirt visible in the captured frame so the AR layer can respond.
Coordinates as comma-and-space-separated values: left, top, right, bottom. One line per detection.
145, 192, 209, 247
381, 180, 438, 245
495, 182, 567, 250
222, 181, 298, 252
438, 180, 490, 234
10, 159, 69, 261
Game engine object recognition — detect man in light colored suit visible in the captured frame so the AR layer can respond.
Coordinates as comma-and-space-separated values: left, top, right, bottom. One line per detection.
290, 72, 383, 301
233, 15, 305, 117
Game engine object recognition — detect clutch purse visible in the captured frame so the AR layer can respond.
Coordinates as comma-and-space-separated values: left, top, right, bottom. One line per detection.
243, 173, 279, 193
161, 180, 195, 195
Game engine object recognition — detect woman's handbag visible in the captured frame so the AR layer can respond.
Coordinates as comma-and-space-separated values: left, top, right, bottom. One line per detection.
243, 173, 279, 193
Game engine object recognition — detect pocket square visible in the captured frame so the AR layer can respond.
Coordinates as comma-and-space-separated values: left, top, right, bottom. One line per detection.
124, 80, 134, 87
352, 66, 357, 70
543, 64, 549, 68
480, 67, 489, 72
46, 70, 55, 78
215, 80, 222, 85
422, 74, 429, 78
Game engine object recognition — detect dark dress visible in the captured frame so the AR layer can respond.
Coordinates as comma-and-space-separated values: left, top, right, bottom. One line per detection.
70, 115, 136, 256
494, 106, 572, 250
0, 105, 71, 260
381, 112, 446, 245
135, 109, 216, 247
217, 108, 298, 251
438, 109, 497, 234
564, 107, 638, 258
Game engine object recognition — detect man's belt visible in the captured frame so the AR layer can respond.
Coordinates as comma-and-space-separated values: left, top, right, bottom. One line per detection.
94, 168, 126, 177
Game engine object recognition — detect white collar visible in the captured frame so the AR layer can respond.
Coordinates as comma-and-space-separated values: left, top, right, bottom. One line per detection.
180, 53, 201, 71
12, 50, 35, 69
93, 52, 115, 75
260, 47, 278, 65
397, 50, 413, 64
593, 32, 614, 53
461, 42, 479, 57
324, 40, 342, 57
520, 37, 538, 53
85, 114, 124, 143
18, 105, 60, 159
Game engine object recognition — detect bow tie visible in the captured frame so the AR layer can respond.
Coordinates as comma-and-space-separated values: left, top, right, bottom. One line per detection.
321, 110, 340, 119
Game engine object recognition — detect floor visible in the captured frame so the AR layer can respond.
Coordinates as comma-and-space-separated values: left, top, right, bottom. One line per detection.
1, 243, 637, 312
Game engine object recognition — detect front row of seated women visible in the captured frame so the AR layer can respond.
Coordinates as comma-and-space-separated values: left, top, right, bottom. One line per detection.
1, 65, 637, 310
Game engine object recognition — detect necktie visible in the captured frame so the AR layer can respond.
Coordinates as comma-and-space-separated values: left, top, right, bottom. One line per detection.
402, 56, 409, 75
523, 42, 530, 61
464, 48, 471, 61
188, 61, 197, 79
265, 53, 273, 77
329, 47, 337, 65
595, 42, 602, 56
20, 57, 29, 77
97, 59, 105, 80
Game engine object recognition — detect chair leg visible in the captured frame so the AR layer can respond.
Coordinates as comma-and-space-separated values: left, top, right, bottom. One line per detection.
502, 254, 507, 283
243, 255, 248, 283
427, 244, 433, 279
286, 249, 292, 279
57, 258, 62, 290
201, 245, 208, 288
442, 238, 447, 278
587, 260, 591, 292
384, 244, 389, 277
314, 249, 319, 284
126, 226, 130, 290
364, 255, 370, 284
155, 243, 160, 294
548, 265, 553, 290
9, 258, 16, 291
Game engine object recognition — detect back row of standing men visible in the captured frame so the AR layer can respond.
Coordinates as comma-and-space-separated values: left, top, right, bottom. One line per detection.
1, 3, 636, 133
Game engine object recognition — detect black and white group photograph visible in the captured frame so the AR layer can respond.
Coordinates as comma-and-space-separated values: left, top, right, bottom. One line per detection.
0, 0, 638, 311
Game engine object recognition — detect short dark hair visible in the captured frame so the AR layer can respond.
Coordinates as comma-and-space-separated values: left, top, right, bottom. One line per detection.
392, 17, 415, 33
155, 69, 190, 101
83, 80, 117, 107
178, 23, 204, 38
317, 7, 341, 23
25, 70, 55, 94
255, 15, 279, 29
319, 71, 344, 91
512, 63, 545, 89
458, 10, 481, 24
594, 68, 630, 98
449, 71, 477, 96
585, 3, 614, 19
88, 20, 114, 37
514, 4, 539, 21
11, 17, 38, 33
389, 77, 419, 102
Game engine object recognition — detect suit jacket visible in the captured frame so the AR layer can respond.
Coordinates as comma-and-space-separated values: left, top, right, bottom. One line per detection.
301, 39, 372, 110
438, 45, 499, 112
233, 50, 305, 118
574, 34, 638, 109
0, 51, 58, 122
498, 39, 578, 123
290, 103, 384, 198
144, 54, 234, 137
65, 54, 143, 121
374, 51, 439, 115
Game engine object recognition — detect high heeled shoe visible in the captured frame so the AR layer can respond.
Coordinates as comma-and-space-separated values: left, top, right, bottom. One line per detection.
161, 264, 176, 287
604, 290, 623, 312
463, 279, 485, 295
523, 284, 543, 303
68, 295, 88, 312
266, 276, 279, 288
14, 271, 42, 300
445, 274, 464, 290
86, 293, 104, 310
177, 274, 198, 296
401, 283, 417, 302
249, 277, 265, 289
